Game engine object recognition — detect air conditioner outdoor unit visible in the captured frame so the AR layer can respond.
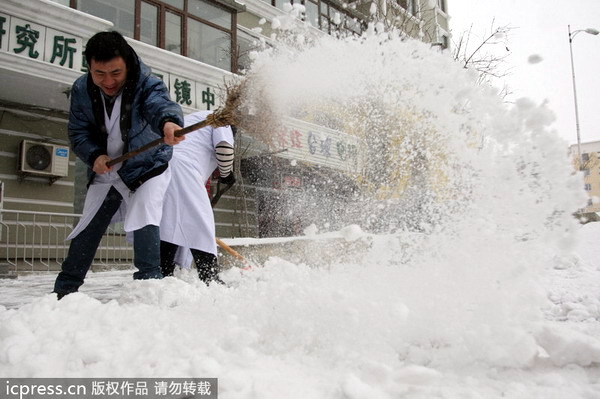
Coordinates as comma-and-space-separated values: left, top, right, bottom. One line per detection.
18, 140, 70, 178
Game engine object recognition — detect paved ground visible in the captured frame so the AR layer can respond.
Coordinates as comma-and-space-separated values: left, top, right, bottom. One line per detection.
0, 270, 135, 309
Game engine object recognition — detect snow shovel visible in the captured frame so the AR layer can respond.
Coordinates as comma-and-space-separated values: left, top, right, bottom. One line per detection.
215, 238, 251, 270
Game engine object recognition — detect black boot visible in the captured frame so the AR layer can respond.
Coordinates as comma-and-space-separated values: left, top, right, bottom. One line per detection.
160, 240, 179, 277
55, 292, 68, 300
191, 249, 223, 285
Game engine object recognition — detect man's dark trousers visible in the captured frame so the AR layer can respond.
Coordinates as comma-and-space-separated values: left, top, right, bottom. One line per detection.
54, 186, 163, 296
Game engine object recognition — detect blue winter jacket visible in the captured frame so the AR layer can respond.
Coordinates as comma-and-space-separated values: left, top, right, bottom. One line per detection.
68, 50, 183, 191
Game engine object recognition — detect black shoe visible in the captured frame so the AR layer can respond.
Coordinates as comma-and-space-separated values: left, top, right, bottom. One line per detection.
209, 275, 226, 286
199, 272, 225, 286
197, 267, 225, 286
160, 261, 176, 277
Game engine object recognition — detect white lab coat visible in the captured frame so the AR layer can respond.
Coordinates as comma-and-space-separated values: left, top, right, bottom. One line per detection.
160, 111, 234, 266
68, 94, 170, 240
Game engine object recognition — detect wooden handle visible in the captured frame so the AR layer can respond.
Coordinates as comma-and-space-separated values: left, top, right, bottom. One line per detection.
106, 119, 213, 167
216, 238, 246, 261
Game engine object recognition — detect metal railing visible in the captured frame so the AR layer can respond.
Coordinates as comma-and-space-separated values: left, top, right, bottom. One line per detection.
0, 209, 133, 274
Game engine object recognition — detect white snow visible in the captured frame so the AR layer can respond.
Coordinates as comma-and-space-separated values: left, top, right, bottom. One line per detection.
1, 27, 599, 398
339, 224, 363, 242
271, 18, 281, 30
332, 12, 341, 26
0, 224, 599, 397
370, 2, 377, 15
303, 223, 319, 236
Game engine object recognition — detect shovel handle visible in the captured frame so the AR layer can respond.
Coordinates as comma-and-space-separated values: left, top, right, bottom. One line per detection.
106, 119, 213, 167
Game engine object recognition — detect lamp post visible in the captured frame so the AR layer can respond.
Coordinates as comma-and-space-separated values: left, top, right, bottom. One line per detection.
568, 25, 599, 169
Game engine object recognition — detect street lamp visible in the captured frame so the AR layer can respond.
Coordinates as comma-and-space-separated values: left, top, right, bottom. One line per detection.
568, 25, 599, 169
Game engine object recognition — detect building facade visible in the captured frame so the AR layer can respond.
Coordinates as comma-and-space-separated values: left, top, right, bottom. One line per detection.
570, 140, 600, 215
0, 0, 449, 274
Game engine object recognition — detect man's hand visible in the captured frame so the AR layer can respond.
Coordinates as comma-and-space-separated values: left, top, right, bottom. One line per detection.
93, 154, 112, 174
163, 121, 185, 146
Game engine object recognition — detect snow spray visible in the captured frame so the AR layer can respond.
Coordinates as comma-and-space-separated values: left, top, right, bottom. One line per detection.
237, 18, 585, 368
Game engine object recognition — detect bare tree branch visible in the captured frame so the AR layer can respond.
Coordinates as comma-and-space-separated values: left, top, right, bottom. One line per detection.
451, 20, 514, 96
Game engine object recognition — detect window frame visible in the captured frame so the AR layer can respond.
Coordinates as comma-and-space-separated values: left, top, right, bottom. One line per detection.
396, 0, 417, 16
73, 0, 238, 71
186, 14, 234, 70
141, 0, 237, 70
139, 1, 160, 46
262, 0, 363, 35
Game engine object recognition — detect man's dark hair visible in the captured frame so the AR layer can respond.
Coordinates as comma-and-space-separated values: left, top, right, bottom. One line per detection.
84, 31, 133, 69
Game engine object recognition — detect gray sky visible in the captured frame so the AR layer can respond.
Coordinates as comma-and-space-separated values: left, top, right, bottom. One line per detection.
448, 0, 600, 145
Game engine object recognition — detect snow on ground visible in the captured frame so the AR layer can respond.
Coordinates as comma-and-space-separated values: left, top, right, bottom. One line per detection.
1, 25, 600, 398
543, 222, 600, 344
0, 223, 598, 398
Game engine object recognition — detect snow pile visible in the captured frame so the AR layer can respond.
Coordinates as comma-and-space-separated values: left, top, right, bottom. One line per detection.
542, 222, 600, 367
0, 29, 598, 398
574, 220, 600, 266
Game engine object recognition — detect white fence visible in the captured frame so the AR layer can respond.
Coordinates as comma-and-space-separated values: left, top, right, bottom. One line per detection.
0, 209, 133, 275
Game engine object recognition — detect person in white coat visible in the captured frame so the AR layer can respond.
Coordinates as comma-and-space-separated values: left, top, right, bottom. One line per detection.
54, 31, 183, 299
159, 110, 235, 284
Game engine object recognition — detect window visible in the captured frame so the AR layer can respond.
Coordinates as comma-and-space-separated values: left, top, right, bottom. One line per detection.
441, 35, 449, 49
320, 2, 330, 33
274, 0, 288, 10
77, 0, 135, 38
345, 18, 363, 35
140, 2, 159, 46
582, 153, 590, 162
237, 29, 260, 73
398, 0, 416, 16
437, 0, 446, 12
585, 183, 592, 191
187, 17, 231, 70
165, 11, 183, 54
258, 0, 362, 35
189, 0, 231, 29
236, 30, 254, 74
162, 0, 184, 8
75, 0, 238, 72
305, 0, 319, 27
584, 169, 590, 176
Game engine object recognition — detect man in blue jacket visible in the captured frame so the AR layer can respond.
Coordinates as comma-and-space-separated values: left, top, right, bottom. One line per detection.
54, 31, 184, 298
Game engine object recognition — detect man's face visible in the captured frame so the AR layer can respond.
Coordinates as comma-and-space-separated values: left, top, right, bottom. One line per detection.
90, 57, 127, 97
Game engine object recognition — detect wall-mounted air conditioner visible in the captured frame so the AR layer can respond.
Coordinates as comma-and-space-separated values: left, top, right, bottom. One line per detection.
18, 140, 70, 178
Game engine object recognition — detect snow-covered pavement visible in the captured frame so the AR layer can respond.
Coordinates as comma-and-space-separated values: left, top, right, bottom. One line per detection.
0, 223, 599, 398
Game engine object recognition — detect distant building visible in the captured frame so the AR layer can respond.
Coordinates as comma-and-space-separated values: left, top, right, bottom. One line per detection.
570, 140, 600, 215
